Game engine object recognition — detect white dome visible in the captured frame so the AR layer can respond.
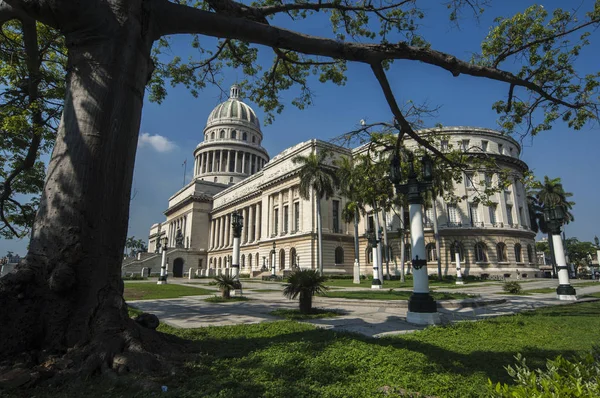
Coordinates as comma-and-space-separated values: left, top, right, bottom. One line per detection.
206, 85, 260, 130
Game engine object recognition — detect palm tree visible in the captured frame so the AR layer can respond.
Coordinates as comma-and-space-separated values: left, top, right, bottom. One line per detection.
535, 176, 575, 223
282, 269, 329, 313
214, 274, 242, 299
529, 176, 575, 277
293, 150, 338, 276
336, 156, 366, 283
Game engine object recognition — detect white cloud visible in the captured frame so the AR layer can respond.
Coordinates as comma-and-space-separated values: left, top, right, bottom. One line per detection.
138, 133, 176, 153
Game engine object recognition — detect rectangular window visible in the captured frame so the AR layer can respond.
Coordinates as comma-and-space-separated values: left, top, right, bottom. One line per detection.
424, 206, 434, 227
332, 200, 340, 233
489, 205, 497, 225
368, 215, 375, 232
461, 139, 470, 151
274, 208, 279, 235
481, 141, 488, 152
441, 140, 449, 151
283, 205, 289, 233
294, 202, 300, 232
470, 203, 480, 225
447, 204, 459, 224
498, 143, 504, 154
507, 205, 513, 225
484, 173, 492, 187
465, 172, 474, 188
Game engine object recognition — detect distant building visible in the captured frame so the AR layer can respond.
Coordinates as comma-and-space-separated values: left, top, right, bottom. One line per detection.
123, 85, 539, 279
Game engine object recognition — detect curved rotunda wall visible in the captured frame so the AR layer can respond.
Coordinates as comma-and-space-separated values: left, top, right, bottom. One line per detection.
193, 85, 270, 185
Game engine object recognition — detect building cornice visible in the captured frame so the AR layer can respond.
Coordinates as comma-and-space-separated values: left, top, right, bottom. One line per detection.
164, 193, 213, 217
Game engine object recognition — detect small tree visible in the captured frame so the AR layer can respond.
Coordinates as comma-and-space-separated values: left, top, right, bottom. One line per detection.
214, 274, 242, 299
283, 269, 329, 314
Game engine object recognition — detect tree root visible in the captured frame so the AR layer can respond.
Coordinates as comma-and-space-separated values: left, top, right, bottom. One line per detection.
0, 315, 195, 391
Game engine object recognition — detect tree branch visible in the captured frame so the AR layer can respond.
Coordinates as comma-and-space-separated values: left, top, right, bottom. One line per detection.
153, 0, 589, 112
0, 16, 43, 238
258, 0, 413, 18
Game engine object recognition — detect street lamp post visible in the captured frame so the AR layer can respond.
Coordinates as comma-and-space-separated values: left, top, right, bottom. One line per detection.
157, 236, 168, 285
270, 241, 277, 279
544, 206, 577, 300
367, 230, 382, 289
389, 152, 440, 325
231, 210, 244, 280
453, 241, 464, 285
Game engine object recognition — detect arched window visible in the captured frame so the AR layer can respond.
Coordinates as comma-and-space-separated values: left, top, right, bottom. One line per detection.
218, 257, 222, 268
404, 244, 412, 263
426, 243, 437, 262
231, 130, 237, 139
241, 254, 245, 268
366, 248, 372, 264
279, 249, 285, 270
219, 130, 225, 139
211, 132, 215, 140
497, 242, 507, 262
335, 247, 344, 264
527, 244, 533, 263
474, 242, 487, 262
252, 136, 256, 143
450, 242, 465, 262
290, 248, 297, 267
242, 132, 248, 141
514, 243, 522, 263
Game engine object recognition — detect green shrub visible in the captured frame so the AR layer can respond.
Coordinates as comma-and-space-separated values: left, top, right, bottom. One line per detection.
238, 273, 251, 279
503, 281, 522, 294
489, 347, 600, 397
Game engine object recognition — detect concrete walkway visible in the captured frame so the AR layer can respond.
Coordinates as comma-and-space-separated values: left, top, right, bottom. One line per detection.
128, 278, 600, 338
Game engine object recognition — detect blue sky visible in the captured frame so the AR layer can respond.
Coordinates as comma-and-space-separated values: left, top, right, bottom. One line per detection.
2, 0, 599, 256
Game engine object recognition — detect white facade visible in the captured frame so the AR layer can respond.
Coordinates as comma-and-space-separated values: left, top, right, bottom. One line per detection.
122, 88, 538, 279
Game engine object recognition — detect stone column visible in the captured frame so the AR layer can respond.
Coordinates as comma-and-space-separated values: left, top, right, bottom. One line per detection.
243, 207, 249, 243
278, 191, 283, 236
234, 150, 239, 173
220, 216, 226, 248
256, 203, 262, 241
242, 152, 246, 174
249, 204, 255, 242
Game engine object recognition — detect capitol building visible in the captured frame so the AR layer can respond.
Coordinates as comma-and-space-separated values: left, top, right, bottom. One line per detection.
122, 85, 539, 279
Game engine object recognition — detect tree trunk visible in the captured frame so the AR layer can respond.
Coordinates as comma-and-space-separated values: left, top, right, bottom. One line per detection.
353, 208, 360, 283
299, 291, 312, 314
0, 6, 161, 374
432, 197, 442, 280
316, 195, 323, 276
381, 208, 390, 280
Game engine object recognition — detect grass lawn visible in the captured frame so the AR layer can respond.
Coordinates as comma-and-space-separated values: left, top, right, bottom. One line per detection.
321, 289, 477, 301
247, 288, 281, 292
524, 287, 557, 294
573, 281, 600, 287
583, 292, 600, 298
324, 278, 496, 289
270, 308, 347, 320
204, 296, 251, 303
124, 282, 214, 300
13, 301, 600, 398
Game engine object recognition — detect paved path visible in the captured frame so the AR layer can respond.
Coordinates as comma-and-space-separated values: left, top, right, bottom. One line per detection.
128, 278, 600, 338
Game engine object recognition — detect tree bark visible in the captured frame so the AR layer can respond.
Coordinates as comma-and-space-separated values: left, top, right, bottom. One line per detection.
316, 195, 323, 276
432, 197, 442, 280
0, 2, 160, 374
299, 291, 312, 314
